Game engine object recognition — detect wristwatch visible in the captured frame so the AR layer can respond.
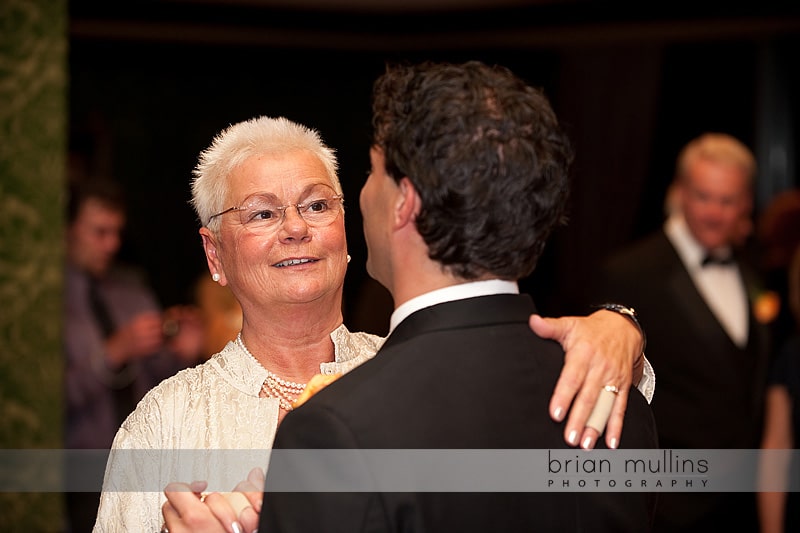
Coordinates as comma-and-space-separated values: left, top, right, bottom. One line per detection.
595, 303, 647, 355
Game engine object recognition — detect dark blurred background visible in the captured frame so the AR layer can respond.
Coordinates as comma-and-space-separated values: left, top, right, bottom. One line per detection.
68, 1, 800, 334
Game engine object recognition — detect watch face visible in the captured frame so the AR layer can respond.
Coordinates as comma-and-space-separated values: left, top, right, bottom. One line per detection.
602, 303, 633, 314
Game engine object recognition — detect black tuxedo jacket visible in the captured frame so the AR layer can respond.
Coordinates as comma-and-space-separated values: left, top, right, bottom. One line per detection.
587, 230, 771, 532
260, 293, 658, 533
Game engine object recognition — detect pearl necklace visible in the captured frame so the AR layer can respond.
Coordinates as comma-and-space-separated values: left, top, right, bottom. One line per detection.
236, 333, 307, 411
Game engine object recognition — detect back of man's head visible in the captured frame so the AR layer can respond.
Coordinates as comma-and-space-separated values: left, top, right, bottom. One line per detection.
371, 60, 573, 281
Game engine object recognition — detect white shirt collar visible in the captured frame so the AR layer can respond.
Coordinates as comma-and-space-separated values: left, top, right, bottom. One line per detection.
663, 212, 732, 271
389, 279, 519, 334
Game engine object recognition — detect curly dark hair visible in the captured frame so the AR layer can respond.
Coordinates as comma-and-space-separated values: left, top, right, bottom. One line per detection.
371, 60, 573, 280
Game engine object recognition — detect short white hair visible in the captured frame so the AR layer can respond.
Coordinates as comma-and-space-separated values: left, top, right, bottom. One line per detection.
191, 116, 341, 231
677, 132, 757, 185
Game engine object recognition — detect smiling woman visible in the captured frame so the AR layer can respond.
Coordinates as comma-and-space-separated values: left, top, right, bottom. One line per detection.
93, 116, 384, 533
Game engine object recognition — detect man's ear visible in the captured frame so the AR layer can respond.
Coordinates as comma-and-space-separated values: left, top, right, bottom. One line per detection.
395, 177, 420, 229
199, 228, 227, 286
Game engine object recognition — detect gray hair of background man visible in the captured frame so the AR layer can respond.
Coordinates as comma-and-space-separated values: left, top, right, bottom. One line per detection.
676, 132, 757, 185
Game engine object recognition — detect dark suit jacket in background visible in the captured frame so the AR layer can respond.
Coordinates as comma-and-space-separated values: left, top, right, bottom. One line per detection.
587, 230, 771, 532
260, 293, 658, 533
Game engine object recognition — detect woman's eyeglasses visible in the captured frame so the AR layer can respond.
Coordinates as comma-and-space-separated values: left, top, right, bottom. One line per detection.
208, 193, 343, 235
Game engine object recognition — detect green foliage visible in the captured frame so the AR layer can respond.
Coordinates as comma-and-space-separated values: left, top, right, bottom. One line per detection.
0, 0, 68, 530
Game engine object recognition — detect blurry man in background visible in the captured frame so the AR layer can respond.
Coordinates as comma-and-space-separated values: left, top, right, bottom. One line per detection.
64, 179, 204, 532
588, 133, 771, 532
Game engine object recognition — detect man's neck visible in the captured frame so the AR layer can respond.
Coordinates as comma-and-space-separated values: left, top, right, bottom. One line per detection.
390, 258, 469, 310
387, 223, 502, 311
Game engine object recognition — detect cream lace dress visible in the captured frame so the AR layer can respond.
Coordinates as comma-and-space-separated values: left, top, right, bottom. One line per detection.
93, 324, 383, 533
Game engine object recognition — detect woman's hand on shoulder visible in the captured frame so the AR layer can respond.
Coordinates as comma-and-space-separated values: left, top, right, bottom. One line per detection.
529, 310, 642, 450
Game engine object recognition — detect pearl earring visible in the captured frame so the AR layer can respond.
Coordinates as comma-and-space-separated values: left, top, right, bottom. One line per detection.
346, 254, 351, 264
212, 273, 221, 282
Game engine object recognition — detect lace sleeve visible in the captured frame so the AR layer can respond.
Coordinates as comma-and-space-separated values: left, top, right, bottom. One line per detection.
637, 354, 656, 404
93, 390, 169, 533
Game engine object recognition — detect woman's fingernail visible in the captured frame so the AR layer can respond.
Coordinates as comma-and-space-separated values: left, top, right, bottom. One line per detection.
231, 521, 242, 533
553, 406, 563, 421
568, 430, 578, 445
582, 436, 594, 450
609, 437, 618, 449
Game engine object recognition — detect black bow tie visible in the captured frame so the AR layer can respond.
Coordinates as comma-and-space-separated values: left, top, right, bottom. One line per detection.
701, 254, 735, 267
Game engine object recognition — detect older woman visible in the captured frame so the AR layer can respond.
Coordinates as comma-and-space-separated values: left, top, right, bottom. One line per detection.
93, 116, 653, 533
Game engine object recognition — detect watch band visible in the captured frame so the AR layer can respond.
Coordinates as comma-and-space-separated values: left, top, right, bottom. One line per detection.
595, 303, 647, 355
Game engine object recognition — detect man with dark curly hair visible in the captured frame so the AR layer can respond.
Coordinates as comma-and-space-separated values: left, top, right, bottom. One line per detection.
257, 60, 658, 532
